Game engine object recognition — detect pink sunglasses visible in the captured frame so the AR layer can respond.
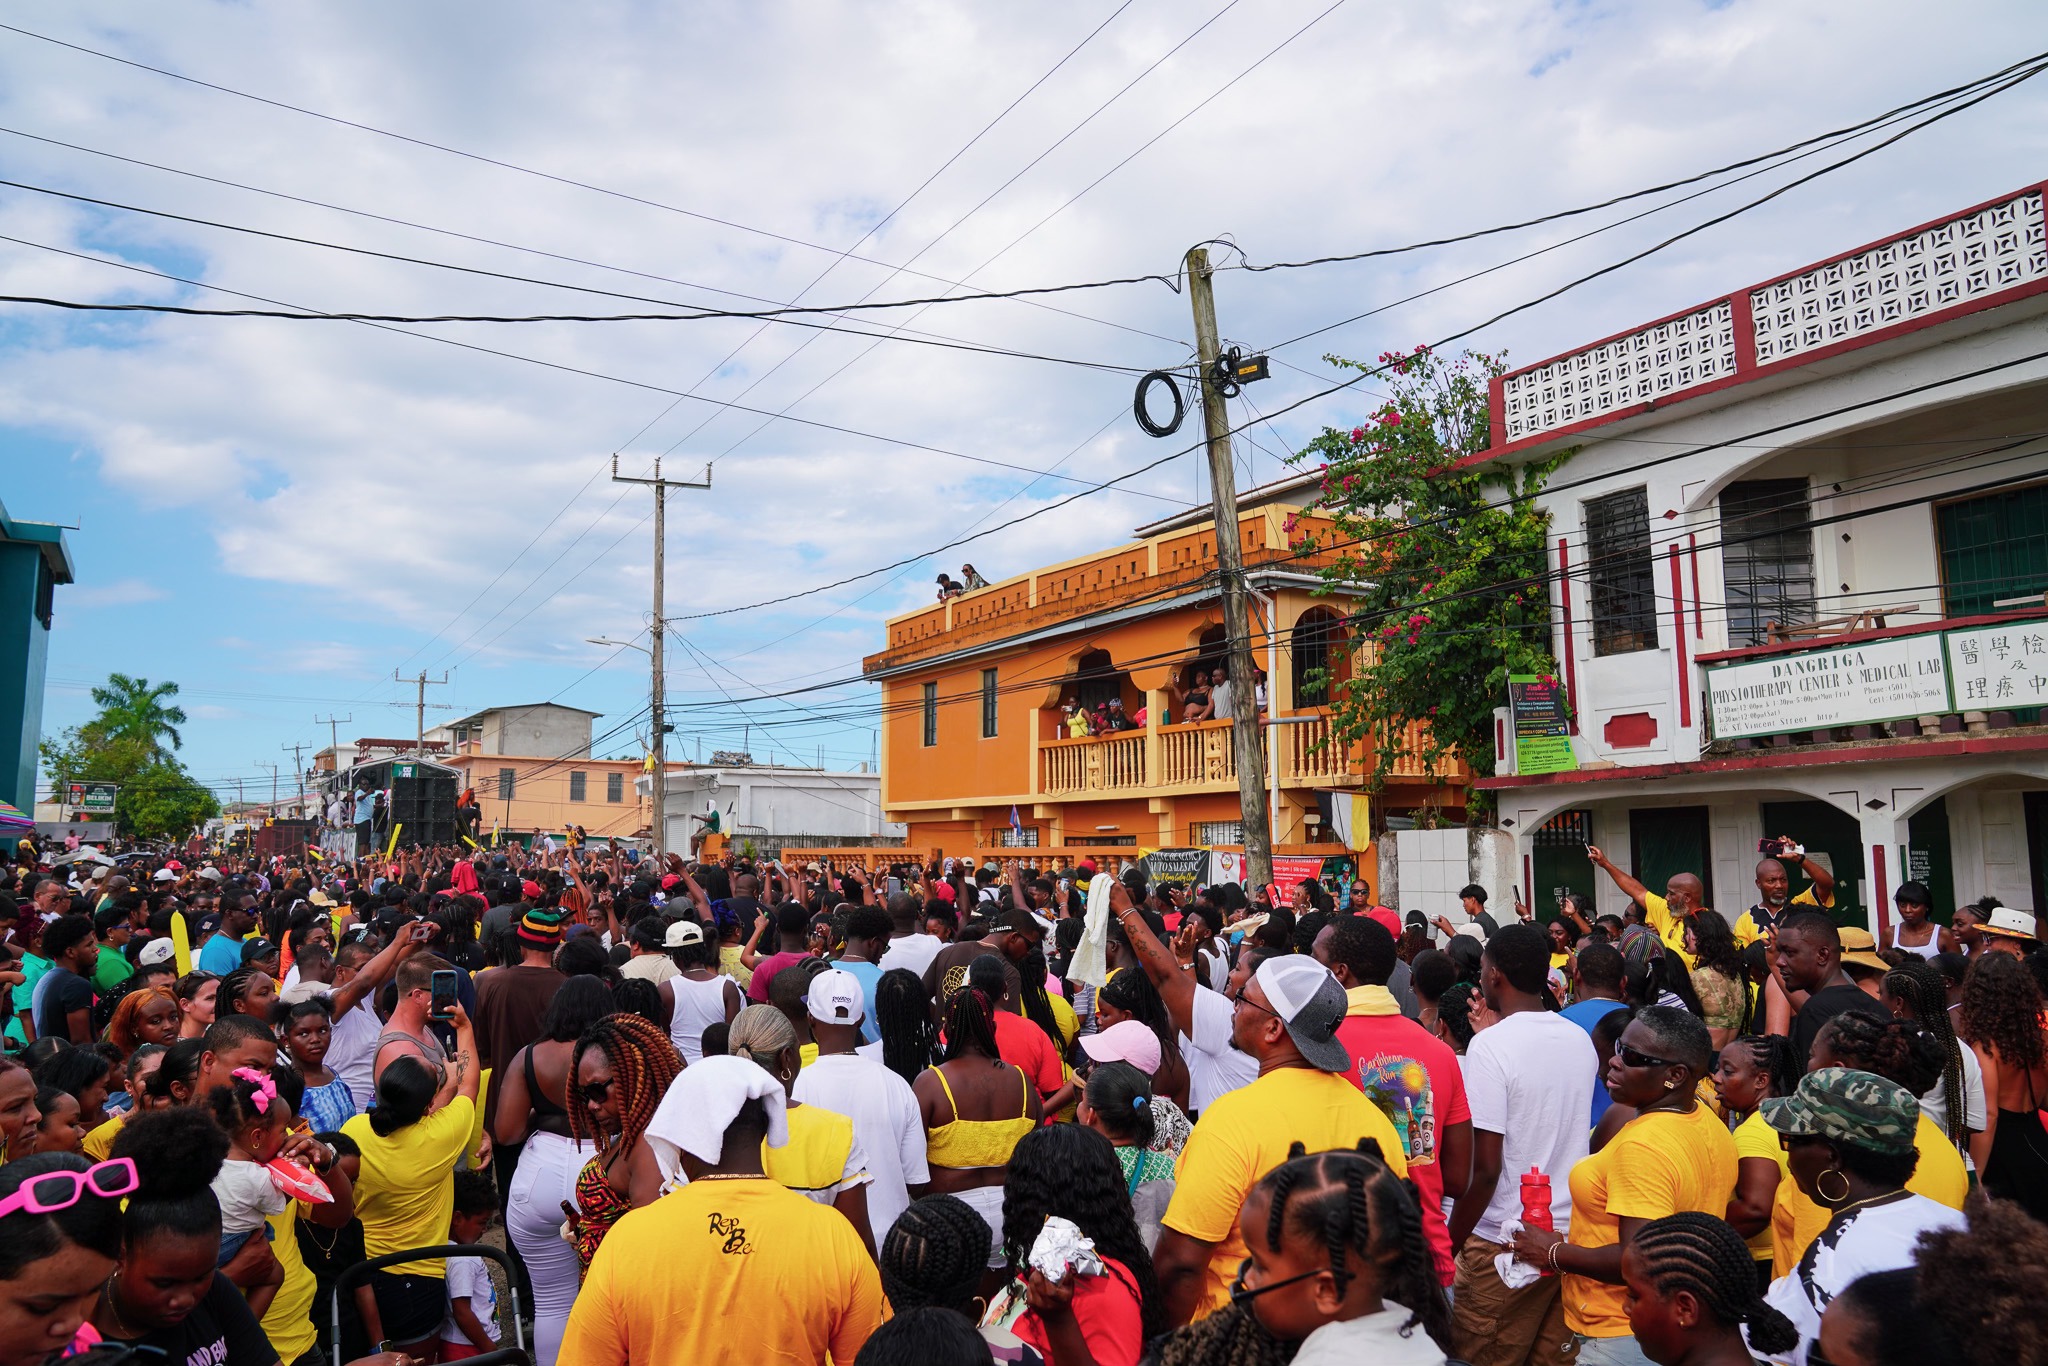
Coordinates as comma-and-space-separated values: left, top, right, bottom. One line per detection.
0, 1156, 139, 1219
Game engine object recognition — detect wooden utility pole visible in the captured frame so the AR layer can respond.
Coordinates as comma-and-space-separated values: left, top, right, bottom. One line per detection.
393, 671, 450, 760
611, 455, 711, 860
281, 741, 307, 816
314, 713, 351, 757
1186, 245, 1273, 891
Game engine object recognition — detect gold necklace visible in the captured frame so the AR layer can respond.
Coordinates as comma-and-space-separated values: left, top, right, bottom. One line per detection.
1827, 1189, 1907, 1220
693, 1172, 766, 1182
102, 1275, 141, 1338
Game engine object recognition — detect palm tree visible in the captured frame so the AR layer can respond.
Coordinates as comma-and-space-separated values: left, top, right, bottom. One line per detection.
88, 674, 188, 756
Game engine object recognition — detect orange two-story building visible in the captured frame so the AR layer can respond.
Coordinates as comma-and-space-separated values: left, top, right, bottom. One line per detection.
862, 475, 1468, 867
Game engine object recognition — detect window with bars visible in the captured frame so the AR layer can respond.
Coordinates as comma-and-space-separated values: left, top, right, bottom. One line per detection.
569, 772, 587, 802
995, 827, 1039, 847
981, 669, 998, 738
1193, 820, 1243, 846
1721, 479, 1817, 645
497, 768, 515, 801
1585, 487, 1659, 655
1938, 483, 2048, 617
607, 772, 624, 803
922, 682, 938, 747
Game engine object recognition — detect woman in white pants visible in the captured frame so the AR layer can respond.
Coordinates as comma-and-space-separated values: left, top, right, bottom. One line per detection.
492, 978, 611, 1366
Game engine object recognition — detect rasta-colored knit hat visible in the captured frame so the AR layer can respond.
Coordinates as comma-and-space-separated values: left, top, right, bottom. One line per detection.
515, 906, 567, 949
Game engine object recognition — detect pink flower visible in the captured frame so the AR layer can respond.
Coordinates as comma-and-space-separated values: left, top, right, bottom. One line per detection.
1350, 426, 1366, 442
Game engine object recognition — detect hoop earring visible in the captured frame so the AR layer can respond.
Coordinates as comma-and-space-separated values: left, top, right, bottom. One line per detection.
1815, 1168, 1851, 1204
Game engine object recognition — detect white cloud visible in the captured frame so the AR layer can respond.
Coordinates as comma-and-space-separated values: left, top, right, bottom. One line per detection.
4, 0, 2045, 757
61, 576, 167, 609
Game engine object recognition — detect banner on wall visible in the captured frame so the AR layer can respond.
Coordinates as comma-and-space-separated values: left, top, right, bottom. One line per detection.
1507, 675, 1577, 775
1207, 851, 1245, 886
1139, 847, 1207, 891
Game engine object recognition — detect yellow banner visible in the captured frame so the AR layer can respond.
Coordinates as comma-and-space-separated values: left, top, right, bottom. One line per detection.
386, 823, 403, 857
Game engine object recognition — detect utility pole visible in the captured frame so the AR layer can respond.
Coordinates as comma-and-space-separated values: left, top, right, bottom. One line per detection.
393, 671, 450, 761
314, 713, 352, 757
1187, 245, 1274, 891
612, 455, 711, 861
256, 761, 281, 815
281, 742, 307, 816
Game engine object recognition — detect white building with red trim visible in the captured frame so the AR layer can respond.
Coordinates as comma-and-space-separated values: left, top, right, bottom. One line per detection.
1474, 181, 2048, 936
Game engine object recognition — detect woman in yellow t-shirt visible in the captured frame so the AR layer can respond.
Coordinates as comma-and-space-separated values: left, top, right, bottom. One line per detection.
341, 1002, 480, 1359
1768, 1012, 1968, 1277
729, 1003, 875, 1256
1712, 1034, 1799, 1282
1512, 1007, 1739, 1359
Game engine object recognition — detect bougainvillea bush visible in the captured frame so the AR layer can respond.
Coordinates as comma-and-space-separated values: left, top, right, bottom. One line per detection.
1286, 346, 1566, 792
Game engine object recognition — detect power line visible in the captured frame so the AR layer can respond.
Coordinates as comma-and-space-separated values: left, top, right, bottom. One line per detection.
1232, 44, 2048, 278
0, 229, 1187, 502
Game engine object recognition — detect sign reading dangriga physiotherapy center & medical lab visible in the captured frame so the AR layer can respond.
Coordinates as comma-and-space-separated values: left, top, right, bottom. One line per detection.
1705, 634, 1949, 740
1507, 674, 1577, 775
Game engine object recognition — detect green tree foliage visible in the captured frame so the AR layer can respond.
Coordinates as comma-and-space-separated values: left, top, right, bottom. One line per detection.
41, 675, 217, 841
88, 673, 188, 756
1286, 346, 1564, 789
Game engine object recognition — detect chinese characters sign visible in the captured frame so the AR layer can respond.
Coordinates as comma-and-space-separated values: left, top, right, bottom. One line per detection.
1705, 636, 1949, 740
1945, 624, 2048, 708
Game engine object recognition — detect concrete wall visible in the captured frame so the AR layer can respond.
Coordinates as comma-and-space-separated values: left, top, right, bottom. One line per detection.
1380, 827, 1517, 925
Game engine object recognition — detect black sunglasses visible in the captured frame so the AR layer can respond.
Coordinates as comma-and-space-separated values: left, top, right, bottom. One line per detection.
581, 1078, 615, 1103
1615, 1041, 1679, 1069
1227, 1258, 1328, 1306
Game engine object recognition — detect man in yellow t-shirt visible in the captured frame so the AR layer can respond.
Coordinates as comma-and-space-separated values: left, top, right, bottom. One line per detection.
1733, 840, 1837, 947
569, 1055, 886, 1365
1153, 955, 1407, 1326
1587, 845, 1713, 964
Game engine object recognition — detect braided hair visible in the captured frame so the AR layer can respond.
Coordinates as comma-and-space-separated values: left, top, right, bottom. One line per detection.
943, 987, 1001, 1065
1253, 1139, 1451, 1353
1001, 1124, 1165, 1340
1884, 960, 1969, 1144
878, 1193, 990, 1314
1820, 1012, 1945, 1097
218, 965, 267, 1019
1015, 949, 1065, 1052
1098, 967, 1176, 1060
568, 1013, 683, 1160
1728, 1035, 1799, 1111
873, 968, 938, 1087
1150, 1303, 1299, 1366
1631, 1212, 1798, 1355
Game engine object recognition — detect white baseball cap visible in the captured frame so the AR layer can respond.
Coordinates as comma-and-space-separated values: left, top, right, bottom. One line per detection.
805, 968, 865, 1026
663, 919, 706, 948
152, 869, 177, 883
138, 938, 177, 967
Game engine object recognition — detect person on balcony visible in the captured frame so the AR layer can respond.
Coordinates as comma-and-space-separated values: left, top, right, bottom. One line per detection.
960, 564, 989, 590
1208, 664, 1234, 722
1060, 700, 1092, 739
1174, 669, 1212, 725
935, 573, 964, 600
1099, 698, 1137, 733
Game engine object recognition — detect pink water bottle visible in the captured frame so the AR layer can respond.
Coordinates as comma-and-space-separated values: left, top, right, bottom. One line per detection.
1520, 1167, 1555, 1276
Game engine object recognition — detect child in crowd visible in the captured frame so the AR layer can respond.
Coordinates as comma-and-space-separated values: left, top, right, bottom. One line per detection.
30, 1085, 86, 1154
441, 1169, 503, 1360
1229, 1142, 1453, 1366
205, 1065, 292, 1316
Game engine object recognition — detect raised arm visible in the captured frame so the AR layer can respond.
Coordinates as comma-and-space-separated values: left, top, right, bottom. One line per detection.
328, 921, 432, 1018
1585, 845, 1652, 908
1110, 880, 1197, 1037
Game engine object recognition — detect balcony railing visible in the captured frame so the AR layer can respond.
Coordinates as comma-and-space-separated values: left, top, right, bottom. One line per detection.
1040, 732, 1147, 795
1036, 712, 1461, 799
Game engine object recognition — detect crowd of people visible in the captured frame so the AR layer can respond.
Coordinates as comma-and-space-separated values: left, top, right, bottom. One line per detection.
1, 834, 2045, 1366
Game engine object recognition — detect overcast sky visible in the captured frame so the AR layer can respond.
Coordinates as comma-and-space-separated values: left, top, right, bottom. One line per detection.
7, 0, 2045, 801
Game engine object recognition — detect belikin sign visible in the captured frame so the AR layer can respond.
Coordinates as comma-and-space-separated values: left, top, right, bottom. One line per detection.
1705, 636, 1949, 740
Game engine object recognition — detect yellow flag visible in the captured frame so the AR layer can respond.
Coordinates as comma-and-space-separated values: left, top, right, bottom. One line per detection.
386, 823, 403, 857
170, 912, 193, 977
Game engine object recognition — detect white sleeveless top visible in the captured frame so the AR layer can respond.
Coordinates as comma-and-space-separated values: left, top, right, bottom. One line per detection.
1890, 923, 1940, 959
668, 971, 732, 1063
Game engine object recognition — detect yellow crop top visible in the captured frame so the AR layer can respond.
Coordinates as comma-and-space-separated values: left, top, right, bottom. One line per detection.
925, 1064, 1036, 1170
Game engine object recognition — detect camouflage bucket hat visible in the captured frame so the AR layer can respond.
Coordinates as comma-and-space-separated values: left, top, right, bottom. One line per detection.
1759, 1066, 1919, 1155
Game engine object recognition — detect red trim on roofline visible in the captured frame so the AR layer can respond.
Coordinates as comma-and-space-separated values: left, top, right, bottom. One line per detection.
1476, 730, 2048, 790
1461, 179, 2048, 468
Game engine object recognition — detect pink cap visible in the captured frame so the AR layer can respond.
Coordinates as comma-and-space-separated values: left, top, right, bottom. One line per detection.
1078, 1019, 1162, 1076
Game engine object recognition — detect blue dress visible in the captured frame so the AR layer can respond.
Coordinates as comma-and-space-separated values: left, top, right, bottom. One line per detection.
299, 1073, 359, 1136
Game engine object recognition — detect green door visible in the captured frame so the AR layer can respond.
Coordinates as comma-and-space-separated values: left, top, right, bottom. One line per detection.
1760, 799, 1863, 929
1532, 809, 1596, 925
1628, 807, 1713, 912
1904, 797, 1955, 924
